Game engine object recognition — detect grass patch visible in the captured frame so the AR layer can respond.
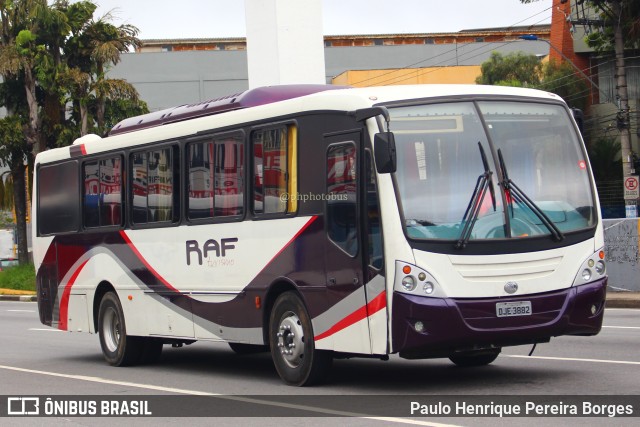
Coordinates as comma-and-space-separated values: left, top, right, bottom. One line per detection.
0, 264, 36, 292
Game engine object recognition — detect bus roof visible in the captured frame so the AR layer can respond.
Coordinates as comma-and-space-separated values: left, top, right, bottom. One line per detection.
109, 84, 350, 136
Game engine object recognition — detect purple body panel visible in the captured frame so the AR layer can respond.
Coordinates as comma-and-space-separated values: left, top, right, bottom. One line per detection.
109, 85, 349, 136
392, 278, 607, 358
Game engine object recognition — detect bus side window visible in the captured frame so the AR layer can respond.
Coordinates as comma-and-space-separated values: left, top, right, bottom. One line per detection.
83, 156, 122, 228
37, 160, 80, 235
252, 125, 296, 215
187, 135, 244, 220
131, 147, 176, 224
326, 143, 358, 256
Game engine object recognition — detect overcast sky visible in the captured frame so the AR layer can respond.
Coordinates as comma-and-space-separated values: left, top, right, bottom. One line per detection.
91, 0, 553, 39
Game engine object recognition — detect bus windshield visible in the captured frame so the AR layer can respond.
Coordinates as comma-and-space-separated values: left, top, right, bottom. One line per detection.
391, 100, 596, 242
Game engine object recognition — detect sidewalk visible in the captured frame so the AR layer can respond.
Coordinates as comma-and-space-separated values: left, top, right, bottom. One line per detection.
1, 292, 639, 307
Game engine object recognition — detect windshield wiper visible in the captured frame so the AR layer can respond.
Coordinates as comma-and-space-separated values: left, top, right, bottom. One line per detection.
497, 149, 564, 242
455, 142, 496, 249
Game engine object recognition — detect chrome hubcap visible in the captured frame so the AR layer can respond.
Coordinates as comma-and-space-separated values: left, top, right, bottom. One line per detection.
276, 311, 304, 368
103, 307, 121, 353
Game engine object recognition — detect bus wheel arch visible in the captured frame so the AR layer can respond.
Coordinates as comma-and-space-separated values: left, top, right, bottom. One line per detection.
262, 279, 299, 346
93, 281, 116, 333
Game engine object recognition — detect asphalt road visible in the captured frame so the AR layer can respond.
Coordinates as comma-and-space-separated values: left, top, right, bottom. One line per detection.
0, 300, 639, 426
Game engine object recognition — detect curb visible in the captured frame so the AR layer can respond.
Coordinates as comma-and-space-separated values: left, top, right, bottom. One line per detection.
605, 299, 640, 309
0, 295, 37, 302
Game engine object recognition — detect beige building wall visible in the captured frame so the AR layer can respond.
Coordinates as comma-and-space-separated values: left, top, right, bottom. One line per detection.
332, 66, 482, 87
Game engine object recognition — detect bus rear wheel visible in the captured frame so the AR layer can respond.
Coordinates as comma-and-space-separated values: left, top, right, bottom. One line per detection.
98, 292, 143, 366
269, 292, 332, 386
449, 349, 501, 367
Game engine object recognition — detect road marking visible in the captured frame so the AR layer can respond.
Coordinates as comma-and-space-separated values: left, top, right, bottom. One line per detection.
504, 354, 640, 365
7, 309, 35, 312
603, 325, 640, 330
28, 328, 63, 332
0, 364, 459, 426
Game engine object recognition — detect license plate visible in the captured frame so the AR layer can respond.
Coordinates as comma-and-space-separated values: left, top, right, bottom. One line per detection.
496, 301, 532, 317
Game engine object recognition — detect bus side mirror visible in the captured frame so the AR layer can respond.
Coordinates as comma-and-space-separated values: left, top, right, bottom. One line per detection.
374, 132, 397, 174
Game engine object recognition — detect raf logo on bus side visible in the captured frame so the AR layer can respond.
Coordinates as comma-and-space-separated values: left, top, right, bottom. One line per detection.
186, 238, 238, 266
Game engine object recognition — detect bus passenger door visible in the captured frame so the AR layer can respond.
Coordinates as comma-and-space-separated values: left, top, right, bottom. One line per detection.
320, 131, 371, 354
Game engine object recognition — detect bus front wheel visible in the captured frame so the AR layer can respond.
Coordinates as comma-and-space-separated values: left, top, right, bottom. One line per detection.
449, 349, 501, 367
98, 292, 143, 366
269, 292, 332, 386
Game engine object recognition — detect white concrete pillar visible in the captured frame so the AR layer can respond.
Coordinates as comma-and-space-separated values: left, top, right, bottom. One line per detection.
244, 0, 326, 88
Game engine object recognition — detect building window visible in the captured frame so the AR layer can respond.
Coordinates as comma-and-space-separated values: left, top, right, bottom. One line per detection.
83, 156, 123, 228
187, 134, 244, 219
475, 37, 485, 42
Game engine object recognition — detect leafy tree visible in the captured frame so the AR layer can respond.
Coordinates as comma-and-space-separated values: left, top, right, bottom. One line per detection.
0, 0, 146, 264
63, 3, 143, 136
3, 175, 13, 210
0, 115, 31, 264
476, 53, 588, 109
475, 51, 542, 87
538, 59, 589, 111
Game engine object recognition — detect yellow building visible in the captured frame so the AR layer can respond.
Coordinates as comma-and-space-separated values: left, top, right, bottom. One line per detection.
332, 66, 482, 87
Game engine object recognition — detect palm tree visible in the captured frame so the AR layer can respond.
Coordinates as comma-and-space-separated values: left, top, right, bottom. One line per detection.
64, 5, 142, 135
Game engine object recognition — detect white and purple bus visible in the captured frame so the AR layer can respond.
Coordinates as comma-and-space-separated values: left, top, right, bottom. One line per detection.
33, 84, 607, 386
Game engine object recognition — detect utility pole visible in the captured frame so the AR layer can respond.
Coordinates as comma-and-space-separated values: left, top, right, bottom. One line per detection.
610, 0, 632, 177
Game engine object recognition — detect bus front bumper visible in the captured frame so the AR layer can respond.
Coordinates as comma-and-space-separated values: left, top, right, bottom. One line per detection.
392, 277, 607, 359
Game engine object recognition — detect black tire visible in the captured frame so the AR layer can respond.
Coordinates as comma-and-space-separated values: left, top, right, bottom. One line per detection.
138, 338, 163, 364
228, 342, 269, 354
269, 292, 332, 386
449, 349, 501, 367
97, 292, 143, 366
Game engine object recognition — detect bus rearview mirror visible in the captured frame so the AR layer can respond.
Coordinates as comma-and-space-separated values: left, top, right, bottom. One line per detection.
374, 132, 397, 174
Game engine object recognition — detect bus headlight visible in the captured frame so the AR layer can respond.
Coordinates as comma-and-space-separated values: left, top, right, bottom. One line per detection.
395, 261, 445, 298
401, 276, 417, 291
423, 282, 434, 295
572, 248, 606, 286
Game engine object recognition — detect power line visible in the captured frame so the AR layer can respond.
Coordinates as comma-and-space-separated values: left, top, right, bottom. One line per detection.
347, 6, 554, 87
378, 15, 553, 87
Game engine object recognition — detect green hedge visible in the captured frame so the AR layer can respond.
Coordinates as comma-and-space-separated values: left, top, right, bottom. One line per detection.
0, 264, 36, 291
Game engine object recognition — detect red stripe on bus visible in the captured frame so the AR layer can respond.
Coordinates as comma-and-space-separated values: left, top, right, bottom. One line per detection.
314, 290, 386, 341
58, 259, 90, 331
80, 144, 87, 155
119, 230, 180, 293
